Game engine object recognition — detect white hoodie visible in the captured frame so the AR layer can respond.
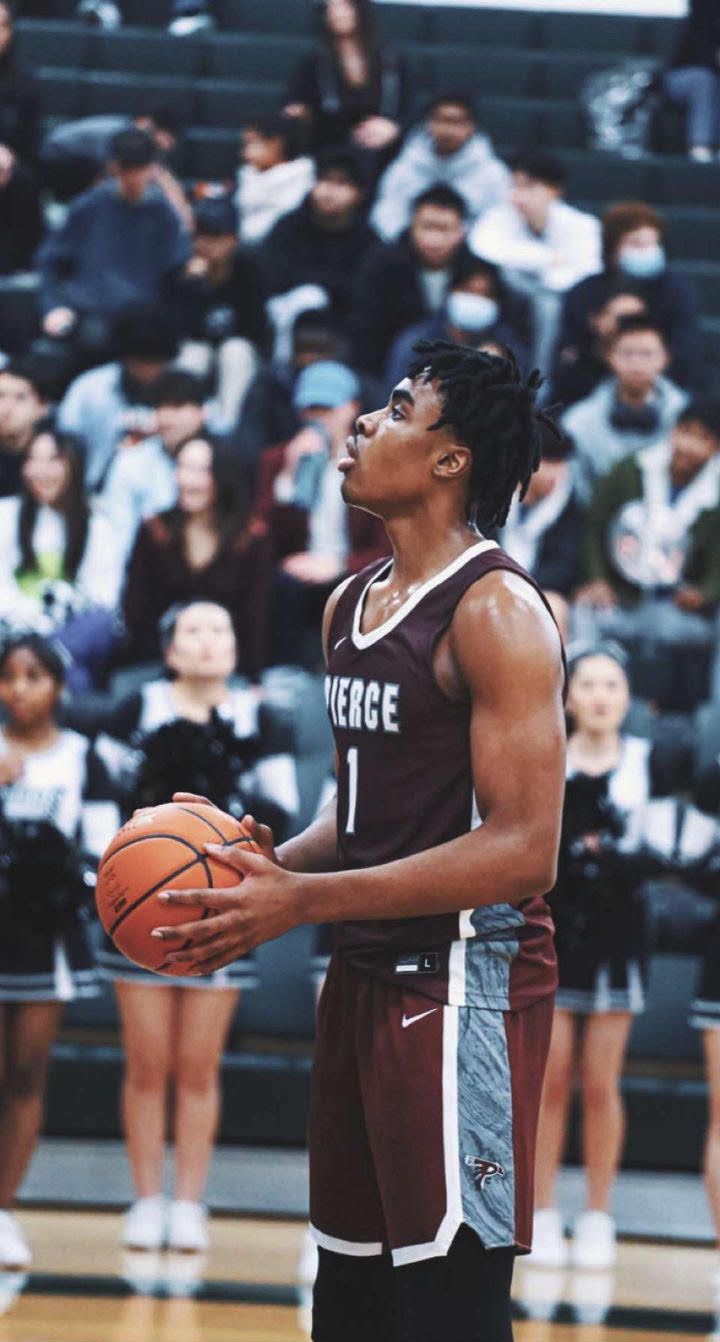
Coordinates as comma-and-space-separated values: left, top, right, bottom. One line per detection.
236, 156, 316, 245
371, 127, 509, 241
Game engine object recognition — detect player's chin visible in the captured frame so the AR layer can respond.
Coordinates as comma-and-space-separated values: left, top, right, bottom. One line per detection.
340, 468, 366, 505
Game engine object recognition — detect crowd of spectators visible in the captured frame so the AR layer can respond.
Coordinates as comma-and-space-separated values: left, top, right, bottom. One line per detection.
0, 0, 720, 1276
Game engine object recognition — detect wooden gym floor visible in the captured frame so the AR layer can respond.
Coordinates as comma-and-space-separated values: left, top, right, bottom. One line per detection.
0, 1209, 717, 1341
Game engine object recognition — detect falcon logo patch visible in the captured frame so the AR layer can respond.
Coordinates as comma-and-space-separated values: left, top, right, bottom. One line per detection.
464, 1156, 506, 1188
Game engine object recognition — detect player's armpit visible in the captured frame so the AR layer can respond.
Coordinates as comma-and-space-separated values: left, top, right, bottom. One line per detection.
450, 570, 566, 895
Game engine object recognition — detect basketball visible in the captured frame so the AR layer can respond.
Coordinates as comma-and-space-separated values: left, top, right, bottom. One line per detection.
95, 802, 258, 976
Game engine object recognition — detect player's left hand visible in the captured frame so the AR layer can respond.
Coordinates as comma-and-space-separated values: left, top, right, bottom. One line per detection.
150, 845, 305, 974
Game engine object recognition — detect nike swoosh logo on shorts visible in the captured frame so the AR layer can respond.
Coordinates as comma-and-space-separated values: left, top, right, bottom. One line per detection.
401, 1009, 439, 1029
334, 636, 347, 650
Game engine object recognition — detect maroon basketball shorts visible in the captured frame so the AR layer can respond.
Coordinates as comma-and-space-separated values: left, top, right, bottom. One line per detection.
309, 954, 554, 1266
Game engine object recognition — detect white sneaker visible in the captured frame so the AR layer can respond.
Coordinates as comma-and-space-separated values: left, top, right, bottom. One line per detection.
527, 1208, 568, 1268
0, 1213, 31, 1269
571, 1210, 616, 1270
121, 1196, 167, 1251
297, 1226, 318, 1285
167, 1201, 209, 1252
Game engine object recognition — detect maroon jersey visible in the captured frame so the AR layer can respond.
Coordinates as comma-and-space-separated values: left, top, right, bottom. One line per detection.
325, 538, 559, 1009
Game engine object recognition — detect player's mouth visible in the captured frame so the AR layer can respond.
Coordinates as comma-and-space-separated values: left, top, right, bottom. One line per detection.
338, 435, 359, 474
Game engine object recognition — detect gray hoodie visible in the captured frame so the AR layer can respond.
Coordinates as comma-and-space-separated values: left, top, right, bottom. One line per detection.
371, 127, 509, 241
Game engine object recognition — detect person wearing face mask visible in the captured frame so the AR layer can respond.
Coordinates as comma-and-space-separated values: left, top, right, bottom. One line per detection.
562, 315, 688, 504
556, 202, 700, 393
384, 253, 531, 392
574, 398, 720, 709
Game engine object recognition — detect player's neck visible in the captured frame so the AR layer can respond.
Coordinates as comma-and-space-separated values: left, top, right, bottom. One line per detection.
383, 514, 481, 591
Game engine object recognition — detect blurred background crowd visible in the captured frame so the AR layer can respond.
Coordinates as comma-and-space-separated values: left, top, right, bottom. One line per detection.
2, 0, 720, 1276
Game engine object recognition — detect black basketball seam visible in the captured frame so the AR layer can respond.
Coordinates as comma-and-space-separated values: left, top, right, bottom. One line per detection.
107, 854, 205, 936
175, 805, 228, 841
98, 832, 204, 874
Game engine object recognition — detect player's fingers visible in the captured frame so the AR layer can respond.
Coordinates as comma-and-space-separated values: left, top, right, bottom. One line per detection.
159, 920, 235, 956
156, 888, 236, 908
172, 791, 216, 809
151, 908, 243, 943
205, 844, 269, 876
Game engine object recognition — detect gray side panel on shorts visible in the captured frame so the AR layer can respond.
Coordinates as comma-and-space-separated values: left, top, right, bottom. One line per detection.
456, 1006, 516, 1249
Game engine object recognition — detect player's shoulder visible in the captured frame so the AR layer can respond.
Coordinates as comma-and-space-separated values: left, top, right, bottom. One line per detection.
451, 567, 563, 678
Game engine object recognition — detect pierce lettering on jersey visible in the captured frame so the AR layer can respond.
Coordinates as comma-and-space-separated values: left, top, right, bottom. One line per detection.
325, 675, 400, 734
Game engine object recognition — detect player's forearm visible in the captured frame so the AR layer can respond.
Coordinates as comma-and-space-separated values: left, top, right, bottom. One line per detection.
276, 796, 339, 875
297, 819, 558, 923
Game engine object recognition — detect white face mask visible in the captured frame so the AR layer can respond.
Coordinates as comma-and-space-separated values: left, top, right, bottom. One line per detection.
446, 290, 500, 333
617, 244, 666, 279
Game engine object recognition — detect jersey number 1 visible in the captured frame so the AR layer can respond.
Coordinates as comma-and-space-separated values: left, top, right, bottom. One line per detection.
346, 747, 358, 835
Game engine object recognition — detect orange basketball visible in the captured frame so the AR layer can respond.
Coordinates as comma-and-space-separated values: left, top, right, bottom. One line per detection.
95, 802, 258, 976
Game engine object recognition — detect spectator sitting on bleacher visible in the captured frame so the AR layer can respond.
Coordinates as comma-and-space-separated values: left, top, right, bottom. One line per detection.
0, 143, 43, 275
101, 370, 209, 561
254, 359, 388, 666
237, 308, 355, 482
574, 399, 720, 710
384, 253, 531, 392
261, 147, 377, 343
0, 423, 124, 689
469, 150, 601, 377
371, 93, 508, 243
562, 316, 688, 505
0, 1, 40, 168
552, 283, 649, 409
37, 127, 191, 369
556, 203, 700, 396
175, 197, 269, 430
0, 359, 49, 498
284, 0, 409, 166
663, 0, 720, 162
351, 184, 473, 376
236, 113, 315, 247
56, 307, 180, 492
500, 427, 585, 643
122, 435, 270, 678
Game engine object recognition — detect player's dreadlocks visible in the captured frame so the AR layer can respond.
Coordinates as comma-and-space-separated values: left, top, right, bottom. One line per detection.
407, 340, 559, 531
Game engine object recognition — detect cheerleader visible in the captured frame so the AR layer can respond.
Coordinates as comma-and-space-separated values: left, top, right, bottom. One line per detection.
531, 642, 677, 1271
96, 600, 298, 1254
0, 633, 119, 1270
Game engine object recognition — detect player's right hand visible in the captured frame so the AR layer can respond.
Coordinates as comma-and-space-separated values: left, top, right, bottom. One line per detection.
171, 794, 278, 865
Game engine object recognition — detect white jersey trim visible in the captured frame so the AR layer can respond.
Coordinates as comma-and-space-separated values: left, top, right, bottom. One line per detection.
351, 539, 498, 650
310, 1226, 384, 1257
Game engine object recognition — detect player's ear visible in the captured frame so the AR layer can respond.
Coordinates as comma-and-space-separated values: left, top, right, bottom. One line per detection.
433, 444, 472, 482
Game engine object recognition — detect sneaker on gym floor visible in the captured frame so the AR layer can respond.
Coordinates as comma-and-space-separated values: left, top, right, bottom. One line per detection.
571, 1210, 616, 1270
527, 1208, 568, 1268
167, 1201, 209, 1252
0, 1213, 31, 1269
122, 1195, 167, 1251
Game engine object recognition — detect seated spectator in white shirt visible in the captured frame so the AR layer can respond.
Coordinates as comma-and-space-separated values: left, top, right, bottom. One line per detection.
562, 315, 688, 503
371, 92, 508, 242
470, 149, 601, 375
56, 307, 179, 491
0, 422, 123, 689
236, 112, 315, 246
101, 370, 209, 560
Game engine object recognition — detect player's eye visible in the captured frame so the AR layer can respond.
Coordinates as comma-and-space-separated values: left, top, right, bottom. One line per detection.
390, 406, 404, 421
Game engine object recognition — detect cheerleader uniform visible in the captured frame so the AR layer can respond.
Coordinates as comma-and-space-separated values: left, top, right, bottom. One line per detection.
0, 729, 120, 1002
96, 678, 298, 991
552, 735, 682, 1015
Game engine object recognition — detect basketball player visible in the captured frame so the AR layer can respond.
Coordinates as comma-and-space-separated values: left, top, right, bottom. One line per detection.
153, 341, 567, 1341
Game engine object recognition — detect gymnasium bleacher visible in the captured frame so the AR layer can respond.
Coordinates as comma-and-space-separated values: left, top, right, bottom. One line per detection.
19, 0, 717, 1163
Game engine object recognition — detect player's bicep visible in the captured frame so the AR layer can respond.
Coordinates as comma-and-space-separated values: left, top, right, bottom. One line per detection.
453, 574, 566, 871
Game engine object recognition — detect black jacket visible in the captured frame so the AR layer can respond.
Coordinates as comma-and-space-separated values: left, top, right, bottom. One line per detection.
174, 248, 269, 351
350, 232, 477, 374
0, 53, 40, 164
260, 195, 378, 323
554, 266, 701, 403
532, 494, 586, 598
0, 163, 44, 273
671, 0, 720, 70
285, 46, 411, 151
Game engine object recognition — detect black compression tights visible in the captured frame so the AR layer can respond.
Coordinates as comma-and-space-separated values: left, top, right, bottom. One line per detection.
312, 1226, 515, 1342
